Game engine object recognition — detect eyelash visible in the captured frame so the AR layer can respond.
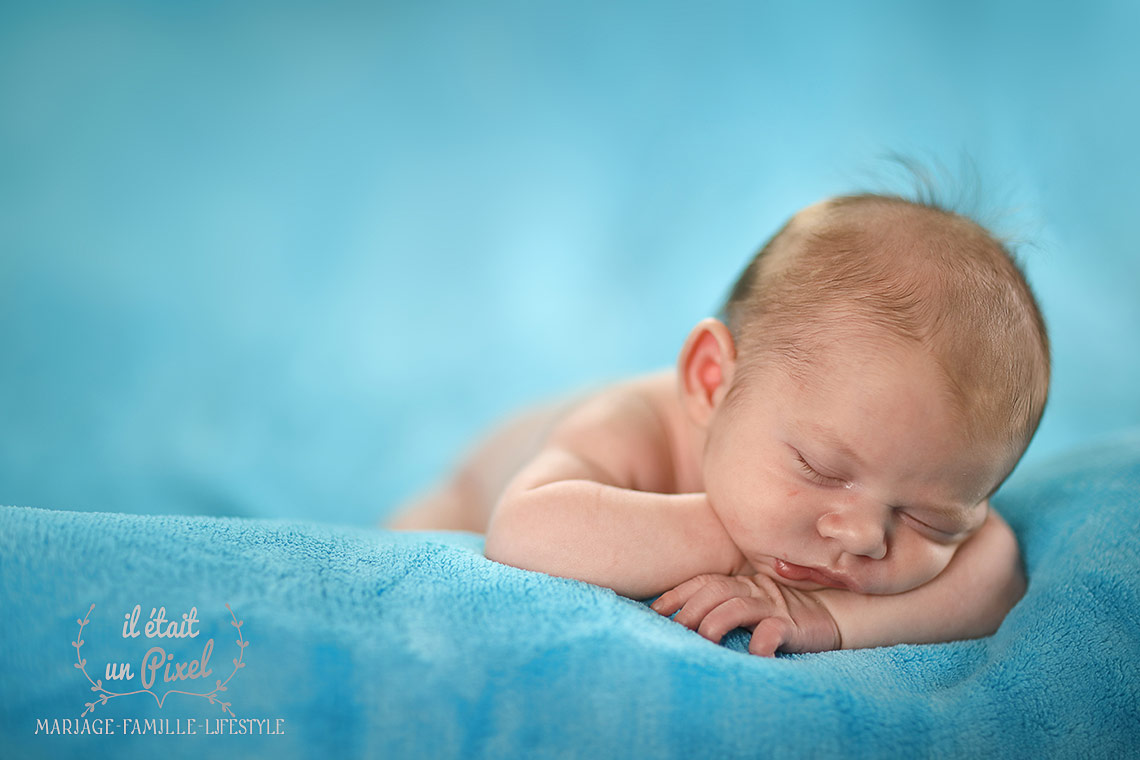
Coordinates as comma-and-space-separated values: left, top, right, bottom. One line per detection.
898, 511, 958, 538
794, 451, 959, 538
794, 452, 844, 487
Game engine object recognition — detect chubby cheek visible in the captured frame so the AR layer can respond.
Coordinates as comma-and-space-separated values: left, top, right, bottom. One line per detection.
707, 462, 809, 557
707, 480, 771, 549
872, 536, 957, 594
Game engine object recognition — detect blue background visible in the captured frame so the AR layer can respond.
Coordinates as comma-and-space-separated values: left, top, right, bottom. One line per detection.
2, 1, 1138, 525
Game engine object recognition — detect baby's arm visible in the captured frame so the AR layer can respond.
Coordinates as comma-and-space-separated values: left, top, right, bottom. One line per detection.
485, 446, 747, 598
486, 387, 749, 597
654, 508, 1024, 655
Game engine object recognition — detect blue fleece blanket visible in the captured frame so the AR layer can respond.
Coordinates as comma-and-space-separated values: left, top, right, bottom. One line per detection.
2, 433, 1138, 759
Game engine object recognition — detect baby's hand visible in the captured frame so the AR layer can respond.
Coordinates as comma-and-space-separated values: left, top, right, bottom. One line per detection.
650, 573, 841, 657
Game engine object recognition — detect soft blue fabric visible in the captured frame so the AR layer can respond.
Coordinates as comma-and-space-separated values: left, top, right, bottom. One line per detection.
3, 433, 1138, 759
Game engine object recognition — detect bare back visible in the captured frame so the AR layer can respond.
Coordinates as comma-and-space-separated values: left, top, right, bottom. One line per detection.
388, 370, 699, 532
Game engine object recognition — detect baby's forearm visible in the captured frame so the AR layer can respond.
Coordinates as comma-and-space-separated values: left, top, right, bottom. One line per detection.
815, 511, 1026, 649
485, 481, 745, 598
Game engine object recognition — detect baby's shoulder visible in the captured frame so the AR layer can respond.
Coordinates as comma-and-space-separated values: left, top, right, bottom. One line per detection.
546, 370, 681, 492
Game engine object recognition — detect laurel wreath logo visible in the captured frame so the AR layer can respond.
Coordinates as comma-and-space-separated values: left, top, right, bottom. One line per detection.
72, 603, 247, 717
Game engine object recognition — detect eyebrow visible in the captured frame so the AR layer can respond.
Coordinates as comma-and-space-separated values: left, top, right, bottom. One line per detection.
804, 423, 866, 470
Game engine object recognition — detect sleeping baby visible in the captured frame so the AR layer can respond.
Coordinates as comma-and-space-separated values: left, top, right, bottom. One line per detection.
389, 192, 1049, 656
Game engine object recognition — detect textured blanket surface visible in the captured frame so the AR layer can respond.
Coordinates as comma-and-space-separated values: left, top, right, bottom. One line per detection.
2, 433, 1139, 759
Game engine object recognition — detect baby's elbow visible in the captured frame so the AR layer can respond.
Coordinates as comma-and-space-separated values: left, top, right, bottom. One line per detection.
483, 495, 542, 570
483, 501, 517, 565
484, 481, 600, 583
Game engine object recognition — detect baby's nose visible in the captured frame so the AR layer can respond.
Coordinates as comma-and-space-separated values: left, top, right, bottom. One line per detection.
816, 507, 888, 560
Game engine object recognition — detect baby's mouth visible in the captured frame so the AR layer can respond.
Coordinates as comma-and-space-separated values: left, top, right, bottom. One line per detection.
773, 559, 852, 591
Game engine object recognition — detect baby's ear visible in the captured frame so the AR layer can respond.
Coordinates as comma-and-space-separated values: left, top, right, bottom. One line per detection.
677, 318, 737, 427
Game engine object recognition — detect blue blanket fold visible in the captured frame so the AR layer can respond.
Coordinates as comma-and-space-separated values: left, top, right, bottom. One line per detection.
2, 433, 1139, 759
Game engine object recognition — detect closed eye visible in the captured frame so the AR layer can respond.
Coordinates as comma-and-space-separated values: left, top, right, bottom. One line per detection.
794, 451, 845, 487
895, 509, 961, 540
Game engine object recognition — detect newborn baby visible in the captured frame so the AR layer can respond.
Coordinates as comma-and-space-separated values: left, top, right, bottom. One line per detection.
390, 193, 1049, 656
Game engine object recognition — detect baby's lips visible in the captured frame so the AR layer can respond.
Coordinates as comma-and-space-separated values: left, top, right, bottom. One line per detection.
773, 559, 851, 590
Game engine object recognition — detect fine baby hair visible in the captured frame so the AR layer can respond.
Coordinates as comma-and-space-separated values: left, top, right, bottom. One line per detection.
719, 192, 1050, 471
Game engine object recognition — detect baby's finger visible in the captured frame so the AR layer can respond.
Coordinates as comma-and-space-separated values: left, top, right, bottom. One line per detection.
649, 591, 679, 617
650, 574, 722, 617
749, 617, 794, 658
649, 577, 703, 616
696, 596, 764, 645
672, 577, 747, 631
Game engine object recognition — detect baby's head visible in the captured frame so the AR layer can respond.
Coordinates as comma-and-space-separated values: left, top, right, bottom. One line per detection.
678, 194, 1049, 594
722, 194, 1049, 452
